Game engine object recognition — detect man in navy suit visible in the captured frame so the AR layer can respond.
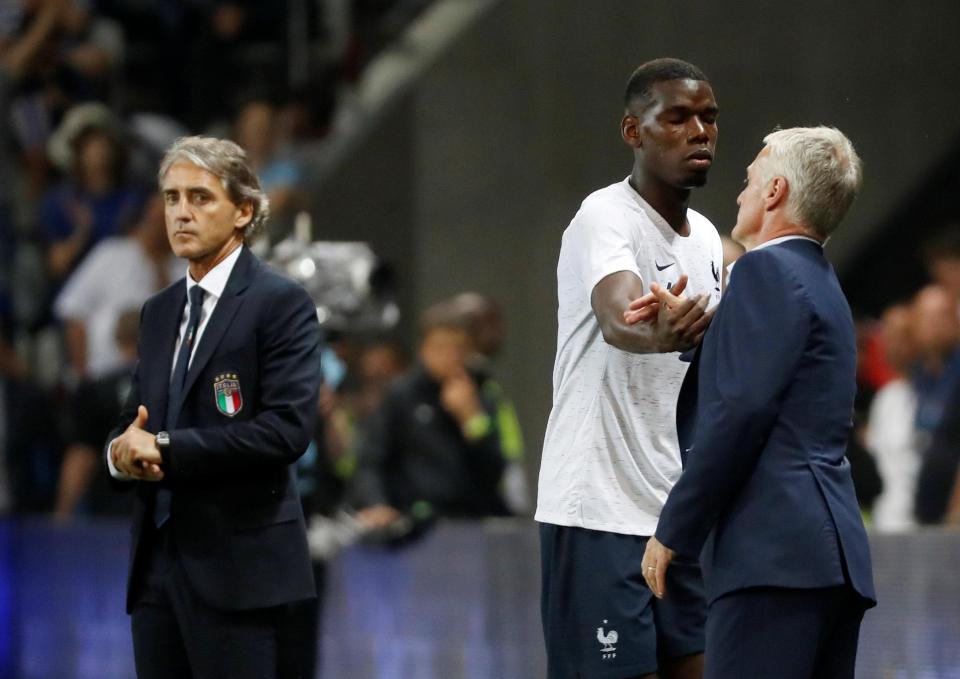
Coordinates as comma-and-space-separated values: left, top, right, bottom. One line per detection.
107, 136, 321, 678
637, 127, 876, 679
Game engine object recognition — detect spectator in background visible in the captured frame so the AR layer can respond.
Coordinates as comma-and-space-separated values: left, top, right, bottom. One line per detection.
450, 291, 529, 514
233, 98, 302, 242
352, 305, 512, 532
355, 342, 409, 416
866, 304, 920, 530
53, 194, 184, 379
57, 0, 125, 103
846, 314, 885, 513
322, 340, 411, 465
53, 307, 139, 518
910, 286, 960, 446
0, 0, 69, 332
41, 103, 146, 282
451, 292, 504, 362
939, 393, 960, 525
911, 285, 960, 523
7, 0, 123, 200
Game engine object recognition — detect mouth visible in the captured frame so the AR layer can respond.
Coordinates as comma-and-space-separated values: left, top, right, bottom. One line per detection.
686, 149, 713, 169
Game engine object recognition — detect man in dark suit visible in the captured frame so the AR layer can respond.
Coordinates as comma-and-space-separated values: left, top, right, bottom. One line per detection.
107, 136, 321, 678
637, 127, 876, 679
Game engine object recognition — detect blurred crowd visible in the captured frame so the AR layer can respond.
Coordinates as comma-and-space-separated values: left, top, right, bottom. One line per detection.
303, 292, 529, 542
1, 0, 958, 545
281, 293, 528, 677
850, 228, 960, 530
0, 0, 444, 518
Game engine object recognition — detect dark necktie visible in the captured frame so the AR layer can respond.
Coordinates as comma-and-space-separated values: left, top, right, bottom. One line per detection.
154, 285, 205, 527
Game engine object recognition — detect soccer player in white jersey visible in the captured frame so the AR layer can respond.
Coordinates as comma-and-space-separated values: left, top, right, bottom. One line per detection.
537, 58, 723, 679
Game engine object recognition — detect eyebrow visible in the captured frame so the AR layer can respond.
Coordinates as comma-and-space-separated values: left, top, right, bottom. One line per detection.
162, 186, 214, 195
663, 104, 719, 115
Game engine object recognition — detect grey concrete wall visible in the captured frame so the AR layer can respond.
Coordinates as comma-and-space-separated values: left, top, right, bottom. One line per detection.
312, 0, 960, 492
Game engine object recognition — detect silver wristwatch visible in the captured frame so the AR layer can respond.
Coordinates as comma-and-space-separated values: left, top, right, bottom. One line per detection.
155, 431, 170, 449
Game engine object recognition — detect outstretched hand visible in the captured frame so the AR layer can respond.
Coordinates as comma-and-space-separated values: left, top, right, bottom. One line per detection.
622, 275, 715, 351
622, 275, 690, 325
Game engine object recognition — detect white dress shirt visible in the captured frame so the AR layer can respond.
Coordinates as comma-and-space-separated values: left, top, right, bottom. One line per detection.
752, 234, 823, 251
727, 234, 823, 280
108, 245, 245, 480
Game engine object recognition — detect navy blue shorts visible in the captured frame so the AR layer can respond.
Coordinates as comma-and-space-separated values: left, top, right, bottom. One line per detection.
540, 522, 706, 679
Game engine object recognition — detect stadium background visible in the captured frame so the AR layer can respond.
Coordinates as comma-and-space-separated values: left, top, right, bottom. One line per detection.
2, 0, 960, 677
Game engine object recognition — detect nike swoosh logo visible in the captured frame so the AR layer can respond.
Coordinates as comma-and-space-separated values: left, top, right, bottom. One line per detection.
655, 261, 675, 271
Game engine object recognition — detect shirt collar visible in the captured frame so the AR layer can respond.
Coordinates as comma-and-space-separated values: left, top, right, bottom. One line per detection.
726, 235, 824, 280
622, 176, 691, 240
185, 244, 243, 301
752, 234, 824, 252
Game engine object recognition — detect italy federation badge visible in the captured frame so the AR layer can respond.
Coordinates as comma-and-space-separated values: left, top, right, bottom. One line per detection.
214, 373, 243, 417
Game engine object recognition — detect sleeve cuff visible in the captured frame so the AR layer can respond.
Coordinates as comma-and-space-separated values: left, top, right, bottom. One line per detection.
106, 437, 134, 481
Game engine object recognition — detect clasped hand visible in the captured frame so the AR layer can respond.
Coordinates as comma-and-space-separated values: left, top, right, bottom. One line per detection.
622, 275, 715, 351
111, 405, 165, 481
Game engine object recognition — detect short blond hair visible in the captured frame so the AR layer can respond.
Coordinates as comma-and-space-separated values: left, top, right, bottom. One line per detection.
158, 136, 270, 243
758, 127, 862, 239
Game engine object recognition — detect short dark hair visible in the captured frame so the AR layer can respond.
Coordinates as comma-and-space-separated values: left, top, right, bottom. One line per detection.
624, 58, 708, 109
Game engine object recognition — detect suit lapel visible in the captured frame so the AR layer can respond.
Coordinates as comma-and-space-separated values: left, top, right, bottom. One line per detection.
145, 284, 186, 428
177, 249, 257, 413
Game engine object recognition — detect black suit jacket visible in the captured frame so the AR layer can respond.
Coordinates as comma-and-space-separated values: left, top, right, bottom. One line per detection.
108, 247, 322, 612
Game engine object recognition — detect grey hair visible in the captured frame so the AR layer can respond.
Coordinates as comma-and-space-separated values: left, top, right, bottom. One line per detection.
158, 136, 270, 243
757, 126, 862, 239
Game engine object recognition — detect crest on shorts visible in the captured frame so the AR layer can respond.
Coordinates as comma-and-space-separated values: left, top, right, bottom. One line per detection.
597, 620, 618, 659
214, 373, 243, 417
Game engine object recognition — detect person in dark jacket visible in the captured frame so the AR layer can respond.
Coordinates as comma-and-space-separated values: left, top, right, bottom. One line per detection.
352, 304, 510, 531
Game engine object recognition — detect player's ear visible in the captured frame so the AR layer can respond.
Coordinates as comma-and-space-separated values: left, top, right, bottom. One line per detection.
621, 114, 641, 148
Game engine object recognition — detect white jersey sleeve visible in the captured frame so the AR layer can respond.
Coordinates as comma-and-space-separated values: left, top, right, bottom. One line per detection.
571, 198, 645, 297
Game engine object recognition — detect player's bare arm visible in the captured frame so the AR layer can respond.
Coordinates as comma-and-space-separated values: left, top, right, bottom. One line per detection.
592, 271, 709, 353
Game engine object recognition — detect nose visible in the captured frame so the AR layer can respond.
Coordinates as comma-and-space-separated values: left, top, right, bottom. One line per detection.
171, 196, 192, 223
689, 116, 711, 143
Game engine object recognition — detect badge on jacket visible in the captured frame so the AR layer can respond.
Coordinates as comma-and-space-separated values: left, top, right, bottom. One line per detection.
214, 373, 243, 416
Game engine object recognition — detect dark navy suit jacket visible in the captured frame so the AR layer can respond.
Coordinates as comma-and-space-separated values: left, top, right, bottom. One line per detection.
108, 247, 321, 613
656, 239, 876, 607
